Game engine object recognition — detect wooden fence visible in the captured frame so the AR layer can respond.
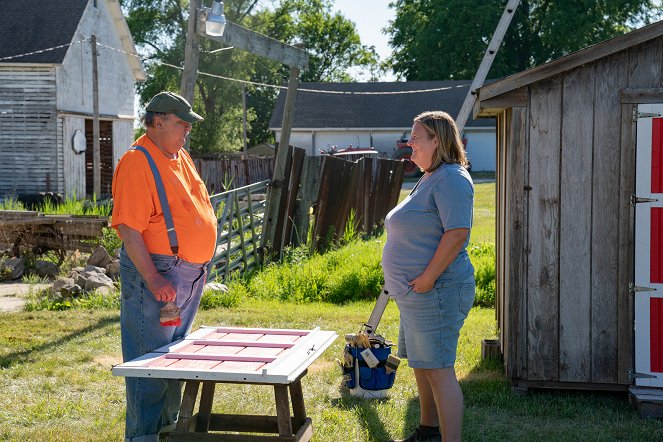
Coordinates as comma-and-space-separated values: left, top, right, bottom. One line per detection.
309, 156, 405, 251
206, 154, 405, 280
191, 154, 274, 194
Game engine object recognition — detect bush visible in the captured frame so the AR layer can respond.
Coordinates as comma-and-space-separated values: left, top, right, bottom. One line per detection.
24, 287, 120, 311
468, 242, 496, 307
230, 239, 385, 304
200, 285, 243, 309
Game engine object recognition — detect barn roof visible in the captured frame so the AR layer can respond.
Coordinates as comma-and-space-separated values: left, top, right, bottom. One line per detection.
477, 19, 663, 107
269, 81, 495, 131
0, 0, 145, 81
0, 0, 88, 63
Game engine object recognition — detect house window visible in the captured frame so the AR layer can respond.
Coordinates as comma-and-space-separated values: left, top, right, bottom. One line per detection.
93, 0, 98, 8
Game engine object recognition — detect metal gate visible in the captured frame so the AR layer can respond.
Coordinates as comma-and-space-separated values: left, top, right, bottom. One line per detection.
208, 180, 268, 280
635, 103, 663, 387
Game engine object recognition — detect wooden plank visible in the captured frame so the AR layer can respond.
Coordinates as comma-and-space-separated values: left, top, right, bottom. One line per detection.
621, 88, 663, 104
475, 87, 528, 117
193, 340, 295, 348
263, 68, 300, 258
591, 52, 628, 384
627, 37, 663, 88
177, 381, 201, 432
289, 379, 307, 429
208, 413, 283, 433
195, 381, 216, 433
526, 77, 561, 381
558, 64, 594, 382
517, 379, 628, 392
274, 385, 293, 436
479, 22, 663, 101
617, 103, 637, 384
496, 111, 505, 368
279, 147, 306, 252
166, 353, 277, 363
505, 105, 528, 382
292, 156, 323, 246
198, 20, 309, 69
213, 327, 308, 336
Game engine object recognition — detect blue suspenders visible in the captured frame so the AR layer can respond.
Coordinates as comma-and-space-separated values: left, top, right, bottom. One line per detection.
132, 146, 179, 255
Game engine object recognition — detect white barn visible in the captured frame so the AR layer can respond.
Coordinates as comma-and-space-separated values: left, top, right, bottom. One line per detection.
0, 0, 145, 198
269, 81, 496, 172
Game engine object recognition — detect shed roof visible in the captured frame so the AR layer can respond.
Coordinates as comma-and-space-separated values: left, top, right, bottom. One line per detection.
477, 19, 663, 105
269, 81, 495, 130
0, 0, 145, 81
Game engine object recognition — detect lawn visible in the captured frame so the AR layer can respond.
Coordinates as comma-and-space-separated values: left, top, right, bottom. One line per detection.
1, 302, 661, 441
1, 180, 662, 441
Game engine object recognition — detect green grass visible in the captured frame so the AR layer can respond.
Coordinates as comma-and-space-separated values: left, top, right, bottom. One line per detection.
1, 302, 661, 441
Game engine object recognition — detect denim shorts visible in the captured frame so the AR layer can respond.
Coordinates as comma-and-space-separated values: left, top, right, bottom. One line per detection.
394, 275, 475, 369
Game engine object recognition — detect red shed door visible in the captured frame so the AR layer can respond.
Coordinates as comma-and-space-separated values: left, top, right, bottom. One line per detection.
635, 103, 663, 387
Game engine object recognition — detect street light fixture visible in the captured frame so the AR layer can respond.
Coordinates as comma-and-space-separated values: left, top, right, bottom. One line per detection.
204, 1, 226, 37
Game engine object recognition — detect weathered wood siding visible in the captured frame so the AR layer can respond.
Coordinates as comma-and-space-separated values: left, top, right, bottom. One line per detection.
192, 155, 275, 193
0, 67, 59, 195
498, 36, 663, 388
62, 115, 86, 197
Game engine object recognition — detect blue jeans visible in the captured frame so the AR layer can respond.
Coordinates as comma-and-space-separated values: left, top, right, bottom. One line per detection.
119, 249, 207, 442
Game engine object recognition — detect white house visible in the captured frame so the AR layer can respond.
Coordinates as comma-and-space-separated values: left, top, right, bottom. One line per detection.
0, 0, 145, 197
269, 81, 496, 172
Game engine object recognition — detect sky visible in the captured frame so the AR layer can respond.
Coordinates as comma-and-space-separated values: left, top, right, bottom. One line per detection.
330, 0, 397, 81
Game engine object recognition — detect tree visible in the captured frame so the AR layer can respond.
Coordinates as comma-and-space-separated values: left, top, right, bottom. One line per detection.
386, 0, 663, 80
120, 0, 378, 153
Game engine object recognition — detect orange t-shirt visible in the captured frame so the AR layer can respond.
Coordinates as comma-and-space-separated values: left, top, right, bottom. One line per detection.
111, 134, 217, 264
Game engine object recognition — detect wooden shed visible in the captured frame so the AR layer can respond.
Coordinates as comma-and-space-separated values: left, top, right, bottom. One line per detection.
0, 0, 145, 198
475, 20, 663, 397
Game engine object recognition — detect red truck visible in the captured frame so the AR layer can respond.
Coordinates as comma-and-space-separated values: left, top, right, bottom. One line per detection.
393, 132, 470, 178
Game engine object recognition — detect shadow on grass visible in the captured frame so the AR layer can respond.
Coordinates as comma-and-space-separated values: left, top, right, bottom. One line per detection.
330, 386, 422, 441
0, 313, 119, 368
331, 392, 392, 441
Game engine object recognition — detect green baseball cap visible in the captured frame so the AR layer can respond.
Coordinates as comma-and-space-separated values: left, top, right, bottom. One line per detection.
145, 91, 203, 123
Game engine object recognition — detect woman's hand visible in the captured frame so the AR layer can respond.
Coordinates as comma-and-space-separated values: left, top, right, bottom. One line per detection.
408, 273, 435, 293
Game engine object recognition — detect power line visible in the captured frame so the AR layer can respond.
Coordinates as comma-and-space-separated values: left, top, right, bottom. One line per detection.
0, 40, 82, 62
2, 39, 470, 96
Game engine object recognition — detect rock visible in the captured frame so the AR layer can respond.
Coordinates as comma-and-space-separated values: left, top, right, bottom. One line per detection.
52, 277, 75, 292
106, 261, 120, 280
75, 274, 88, 289
204, 281, 228, 293
88, 246, 112, 269
35, 260, 59, 277
72, 266, 85, 274
85, 273, 114, 290
95, 285, 114, 296
2, 257, 25, 280
60, 284, 82, 298
82, 265, 107, 277
52, 277, 81, 298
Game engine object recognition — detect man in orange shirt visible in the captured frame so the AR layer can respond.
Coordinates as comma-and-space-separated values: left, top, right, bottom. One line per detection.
112, 91, 217, 442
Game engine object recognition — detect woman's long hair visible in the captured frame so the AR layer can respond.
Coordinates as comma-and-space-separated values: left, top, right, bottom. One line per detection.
413, 111, 468, 172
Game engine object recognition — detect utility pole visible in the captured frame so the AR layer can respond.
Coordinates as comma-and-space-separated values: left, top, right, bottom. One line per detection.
91, 34, 101, 197
242, 84, 247, 153
181, 8, 309, 258
181, 0, 201, 105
